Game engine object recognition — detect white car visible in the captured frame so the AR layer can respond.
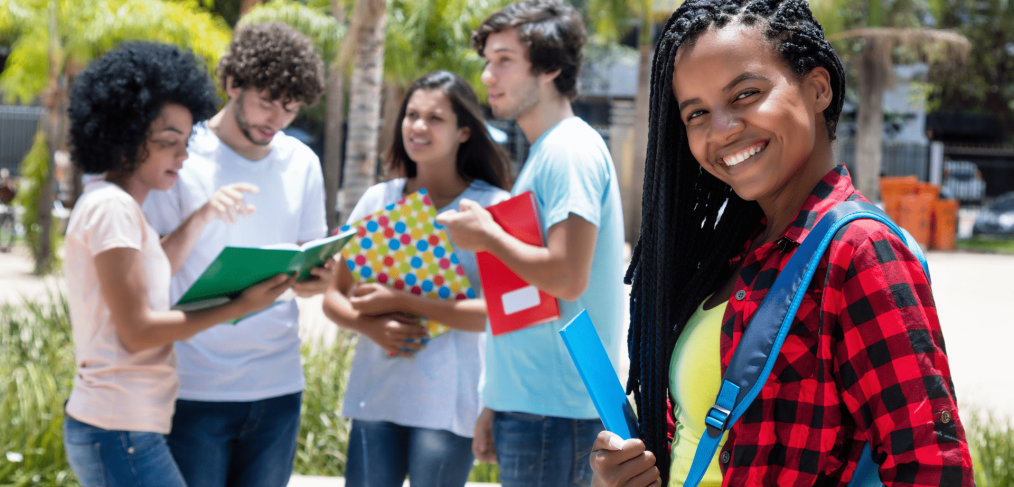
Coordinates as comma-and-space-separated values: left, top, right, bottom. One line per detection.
940, 161, 986, 204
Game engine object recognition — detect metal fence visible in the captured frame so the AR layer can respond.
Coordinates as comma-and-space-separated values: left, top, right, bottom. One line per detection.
942, 145, 1014, 200
835, 139, 930, 181
0, 105, 45, 177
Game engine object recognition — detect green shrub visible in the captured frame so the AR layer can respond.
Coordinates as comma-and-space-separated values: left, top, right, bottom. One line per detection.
10, 293, 1014, 487
293, 333, 357, 477
12, 130, 62, 275
293, 332, 502, 483
0, 293, 78, 486
967, 409, 1014, 487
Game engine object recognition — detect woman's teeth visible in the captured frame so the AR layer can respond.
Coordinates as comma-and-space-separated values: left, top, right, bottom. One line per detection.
723, 144, 765, 167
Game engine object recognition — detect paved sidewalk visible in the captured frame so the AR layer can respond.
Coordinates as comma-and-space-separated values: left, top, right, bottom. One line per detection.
288, 477, 497, 487
0, 246, 64, 305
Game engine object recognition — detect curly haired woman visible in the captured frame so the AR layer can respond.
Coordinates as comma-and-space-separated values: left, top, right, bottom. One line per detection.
62, 42, 292, 487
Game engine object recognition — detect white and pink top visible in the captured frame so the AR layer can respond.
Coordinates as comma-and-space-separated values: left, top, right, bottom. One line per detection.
64, 180, 176, 434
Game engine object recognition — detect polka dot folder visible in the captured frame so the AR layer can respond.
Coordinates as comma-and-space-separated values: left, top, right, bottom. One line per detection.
339, 189, 475, 338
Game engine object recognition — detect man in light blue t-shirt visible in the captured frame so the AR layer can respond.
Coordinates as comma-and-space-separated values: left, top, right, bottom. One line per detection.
437, 2, 625, 485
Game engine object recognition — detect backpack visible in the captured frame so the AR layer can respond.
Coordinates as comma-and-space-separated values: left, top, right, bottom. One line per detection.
682, 201, 930, 487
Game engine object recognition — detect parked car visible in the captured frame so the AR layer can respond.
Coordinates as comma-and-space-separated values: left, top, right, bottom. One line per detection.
940, 160, 986, 204
973, 191, 1014, 236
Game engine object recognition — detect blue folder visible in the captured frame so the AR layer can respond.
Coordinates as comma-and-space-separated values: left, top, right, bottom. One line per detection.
560, 310, 641, 440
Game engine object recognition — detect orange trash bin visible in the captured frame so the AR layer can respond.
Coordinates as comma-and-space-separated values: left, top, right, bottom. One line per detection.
931, 199, 959, 251
880, 176, 917, 222
916, 182, 941, 200
898, 194, 934, 249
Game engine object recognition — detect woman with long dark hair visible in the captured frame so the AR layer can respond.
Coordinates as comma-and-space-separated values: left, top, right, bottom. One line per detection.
589, 1, 974, 485
323, 70, 511, 487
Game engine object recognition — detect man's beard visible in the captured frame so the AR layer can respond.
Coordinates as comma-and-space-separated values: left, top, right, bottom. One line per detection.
493, 80, 540, 121
234, 91, 273, 147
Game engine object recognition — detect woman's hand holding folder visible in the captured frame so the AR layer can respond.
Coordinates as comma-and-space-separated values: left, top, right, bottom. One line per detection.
590, 431, 660, 487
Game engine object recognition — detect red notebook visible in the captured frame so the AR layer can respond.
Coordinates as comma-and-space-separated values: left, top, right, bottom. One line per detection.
477, 191, 561, 336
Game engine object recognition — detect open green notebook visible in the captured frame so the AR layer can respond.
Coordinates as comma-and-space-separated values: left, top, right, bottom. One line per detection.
172, 228, 357, 312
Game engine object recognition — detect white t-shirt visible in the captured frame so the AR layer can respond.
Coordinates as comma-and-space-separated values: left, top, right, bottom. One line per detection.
142, 122, 327, 402
340, 178, 510, 438
65, 181, 176, 433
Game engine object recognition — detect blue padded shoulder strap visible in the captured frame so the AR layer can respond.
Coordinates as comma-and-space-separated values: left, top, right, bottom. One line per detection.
682, 201, 929, 487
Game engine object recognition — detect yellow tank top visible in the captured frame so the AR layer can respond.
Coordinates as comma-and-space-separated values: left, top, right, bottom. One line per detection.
668, 298, 728, 487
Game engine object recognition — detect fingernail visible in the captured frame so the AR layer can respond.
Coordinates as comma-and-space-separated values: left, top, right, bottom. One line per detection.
608, 435, 624, 450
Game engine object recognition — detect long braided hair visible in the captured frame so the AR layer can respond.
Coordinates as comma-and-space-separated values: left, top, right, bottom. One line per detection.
624, 0, 846, 481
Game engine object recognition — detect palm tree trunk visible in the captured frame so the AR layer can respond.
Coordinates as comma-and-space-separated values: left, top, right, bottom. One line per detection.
855, 38, 889, 201
339, 0, 386, 222
35, 1, 60, 275
240, 0, 262, 17
376, 81, 404, 173
628, 43, 651, 244
323, 1, 346, 232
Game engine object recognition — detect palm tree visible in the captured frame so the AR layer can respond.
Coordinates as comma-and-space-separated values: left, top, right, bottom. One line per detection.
339, 0, 386, 222
814, 0, 970, 201
375, 0, 513, 167
0, 0, 231, 274
325, 0, 348, 232
586, 0, 681, 243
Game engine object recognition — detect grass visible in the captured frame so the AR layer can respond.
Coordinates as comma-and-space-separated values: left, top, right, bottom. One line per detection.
0, 293, 78, 486
0, 295, 501, 484
7, 295, 1007, 486
956, 235, 1014, 254
967, 410, 1014, 487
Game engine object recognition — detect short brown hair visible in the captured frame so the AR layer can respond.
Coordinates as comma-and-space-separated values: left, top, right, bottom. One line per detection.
218, 22, 325, 106
471, 0, 587, 100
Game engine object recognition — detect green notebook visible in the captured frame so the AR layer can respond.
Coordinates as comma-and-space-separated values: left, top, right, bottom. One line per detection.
172, 228, 357, 312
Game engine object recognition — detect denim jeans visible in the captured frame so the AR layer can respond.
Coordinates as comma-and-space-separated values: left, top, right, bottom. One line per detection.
63, 415, 186, 487
166, 392, 301, 487
344, 420, 475, 487
492, 411, 604, 487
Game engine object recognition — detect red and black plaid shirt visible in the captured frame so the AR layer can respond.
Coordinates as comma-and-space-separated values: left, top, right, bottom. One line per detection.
701, 165, 973, 486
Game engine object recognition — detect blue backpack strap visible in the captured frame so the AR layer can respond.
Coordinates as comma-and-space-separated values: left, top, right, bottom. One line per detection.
682, 201, 928, 487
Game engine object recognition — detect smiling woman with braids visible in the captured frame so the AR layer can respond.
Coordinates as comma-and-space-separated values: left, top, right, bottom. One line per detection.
589, 1, 974, 486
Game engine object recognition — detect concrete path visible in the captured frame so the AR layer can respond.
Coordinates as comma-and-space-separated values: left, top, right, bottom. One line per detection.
0, 245, 64, 305
922, 250, 1014, 418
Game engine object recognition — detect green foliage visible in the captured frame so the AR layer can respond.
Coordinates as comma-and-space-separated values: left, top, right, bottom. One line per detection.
239, 0, 345, 66
583, 0, 676, 46
967, 410, 1014, 487
926, 0, 1014, 138
72, 0, 232, 77
0, 293, 78, 486
956, 236, 1014, 255
12, 129, 62, 275
0, 0, 232, 105
4, 292, 1012, 487
469, 462, 501, 483
292, 334, 357, 476
384, 0, 515, 97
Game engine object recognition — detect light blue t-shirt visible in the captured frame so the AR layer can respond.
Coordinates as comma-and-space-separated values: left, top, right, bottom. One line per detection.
480, 117, 625, 419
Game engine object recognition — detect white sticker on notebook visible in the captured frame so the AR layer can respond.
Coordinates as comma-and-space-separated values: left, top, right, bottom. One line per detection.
502, 285, 541, 315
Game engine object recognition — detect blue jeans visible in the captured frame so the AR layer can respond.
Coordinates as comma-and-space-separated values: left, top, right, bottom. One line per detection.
63, 415, 186, 487
167, 392, 301, 487
492, 411, 603, 487
344, 420, 475, 487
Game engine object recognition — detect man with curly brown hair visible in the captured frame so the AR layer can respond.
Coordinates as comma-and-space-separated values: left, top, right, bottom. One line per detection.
141, 22, 326, 487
